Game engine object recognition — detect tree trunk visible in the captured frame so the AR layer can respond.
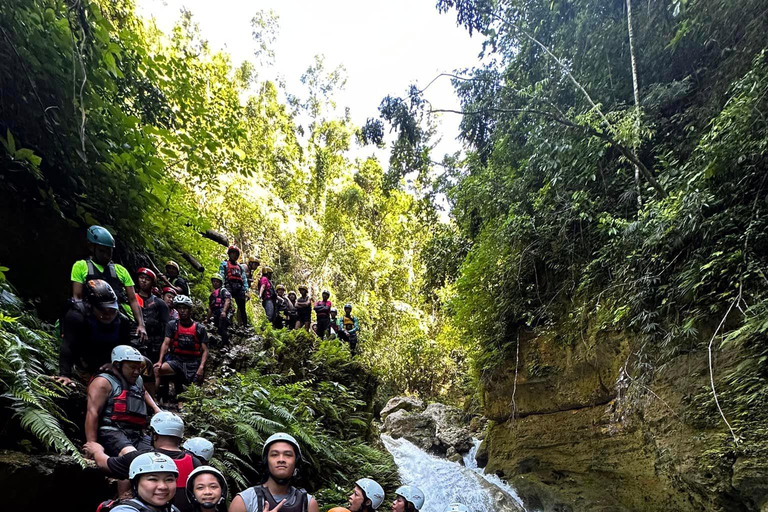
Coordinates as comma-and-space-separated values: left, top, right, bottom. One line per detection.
200, 229, 229, 247
626, 0, 643, 208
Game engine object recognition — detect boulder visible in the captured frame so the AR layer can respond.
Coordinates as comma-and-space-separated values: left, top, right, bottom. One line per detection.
382, 409, 437, 451
380, 396, 425, 420
381, 401, 474, 455
424, 402, 474, 454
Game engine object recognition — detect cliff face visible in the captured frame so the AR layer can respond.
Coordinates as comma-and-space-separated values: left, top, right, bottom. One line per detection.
480, 328, 768, 512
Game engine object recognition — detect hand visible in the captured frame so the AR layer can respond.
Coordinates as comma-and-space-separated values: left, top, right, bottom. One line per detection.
220, 312, 226, 319
83, 441, 104, 459
136, 325, 148, 342
194, 371, 204, 384
264, 499, 285, 512
52, 375, 76, 388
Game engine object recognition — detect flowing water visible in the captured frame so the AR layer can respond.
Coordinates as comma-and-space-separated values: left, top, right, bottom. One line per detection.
381, 435, 527, 512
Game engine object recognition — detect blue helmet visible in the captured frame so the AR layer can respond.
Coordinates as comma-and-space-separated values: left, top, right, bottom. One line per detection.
86, 225, 115, 248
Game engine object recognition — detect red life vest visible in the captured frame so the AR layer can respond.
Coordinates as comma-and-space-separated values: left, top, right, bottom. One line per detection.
170, 321, 203, 357
225, 261, 243, 283
174, 452, 195, 488
99, 372, 148, 428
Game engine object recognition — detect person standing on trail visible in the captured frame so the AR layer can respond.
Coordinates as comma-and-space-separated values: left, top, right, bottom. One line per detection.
286, 291, 299, 331
154, 295, 209, 402
94, 452, 182, 512
162, 287, 180, 321
85, 345, 159, 457
328, 308, 339, 339
229, 432, 320, 512
258, 266, 276, 324
86, 412, 202, 512
245, 255, 261, 290
338, 303, 360, 354
57, 279, 132, 386
294, 285, 312, 331
207, 274, 232, 346
392, 486, 425, 512
71, 225, 146, 341
136, 268, 170, 393
348, 478, 385, 512
313, 290, 332, 339
219, 245, 249, 327
158, 260, 190, 296
274, 284, 290, 329
186, 466, 228, 512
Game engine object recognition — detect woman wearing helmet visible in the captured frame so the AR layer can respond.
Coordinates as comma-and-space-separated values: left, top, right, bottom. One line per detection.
186, 465, 227, 511
230, 432, 319, 512
348, 478, 385, 512
86, 345, 159, 457
258, 267, 276, 324
294, 286, 312, 331
99, 451, 181, 512
392, 486, 425, 512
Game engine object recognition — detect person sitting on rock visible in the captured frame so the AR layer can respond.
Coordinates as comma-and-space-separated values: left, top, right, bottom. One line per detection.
183, 437, 215, 465
96, 451, 181, 512
294, 285, 312, 331
71, 225, 146, 341
86, 412, 202, 512
207, 275, 232, 346
136, 268, 170, 396
348, 478, 385, 512
86, 345, 159, 457
186, 466, 228, 512
393, 486, 425, 512
57, 279, 133, 386
229, 433, 320, 512
154, 295, 209, 401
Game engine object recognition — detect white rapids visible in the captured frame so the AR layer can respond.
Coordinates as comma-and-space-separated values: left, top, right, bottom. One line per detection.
381, 435, 527, 512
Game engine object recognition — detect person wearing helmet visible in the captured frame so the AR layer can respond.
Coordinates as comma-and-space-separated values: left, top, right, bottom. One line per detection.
85, 345, 160, 457
442, 505, 469, 512
246, 256, 262, 290
348, 478, 385, 512
393, 486, 425, 512
155, 296, 209, 400
286, 291, 299, 331
258, 266, 276, 324
219, 245, 249, 327
230, 432, 319, 512
136, 268, 170, 387
87, 412, 203, 512
162, 287, 180, 321
313, 290, 333, 339
337, 304, 360, 355
207, 275, 232, 345
327, 308, 339, 339
294, 286, 312, 331
71, 225, 146, 341
158, 261, 190, 296
186, 465, 227, 511
96, 451, 181, 512
183, 437, 215, 464
57, 279, 133, 386
273, 285, 291, 330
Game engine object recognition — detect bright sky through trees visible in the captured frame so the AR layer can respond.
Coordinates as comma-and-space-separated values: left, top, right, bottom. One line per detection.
136, 0, 483, 158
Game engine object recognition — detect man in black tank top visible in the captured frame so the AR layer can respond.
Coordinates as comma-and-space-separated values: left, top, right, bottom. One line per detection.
229, 433, 319, 512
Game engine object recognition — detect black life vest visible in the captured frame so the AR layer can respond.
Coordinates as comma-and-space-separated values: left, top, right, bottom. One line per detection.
140, 294, 165, 338
209, 288, 225, 310
225, 261, 243, 283
170, 320, 203, 357
85, 259, 129, 304
97, 497, 179, 512
99, 372, 148, 429
246, 486, 308, 512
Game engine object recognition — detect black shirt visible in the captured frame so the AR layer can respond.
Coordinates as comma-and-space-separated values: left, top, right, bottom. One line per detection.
173, 276, 190, 296
59, 305, 132, 378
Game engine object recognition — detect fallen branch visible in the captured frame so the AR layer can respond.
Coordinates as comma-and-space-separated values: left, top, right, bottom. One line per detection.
180, 251, 204, 273
200, 229, 229, 247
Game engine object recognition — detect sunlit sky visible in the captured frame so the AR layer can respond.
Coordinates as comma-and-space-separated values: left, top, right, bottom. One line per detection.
135, 0, 483, 158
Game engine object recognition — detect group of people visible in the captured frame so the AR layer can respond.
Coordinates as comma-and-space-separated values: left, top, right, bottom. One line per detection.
216, 244, 361, 353
53, 226, 472, 511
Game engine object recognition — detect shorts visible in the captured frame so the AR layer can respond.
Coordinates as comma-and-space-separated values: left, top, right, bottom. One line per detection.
297, 307, 311, 323
225, 282, 246, 300
166, 355, 201, 385
98, 427, 151, 456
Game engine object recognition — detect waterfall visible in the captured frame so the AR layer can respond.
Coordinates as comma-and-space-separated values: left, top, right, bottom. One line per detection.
381, 435, 527, 512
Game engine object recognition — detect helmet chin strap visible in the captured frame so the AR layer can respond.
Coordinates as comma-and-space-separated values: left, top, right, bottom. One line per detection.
200, 502, 217, 509
268, 467, 297, 485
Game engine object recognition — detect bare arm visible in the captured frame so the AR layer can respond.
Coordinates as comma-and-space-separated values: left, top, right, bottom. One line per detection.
229, 495, 247, 512
85, 377, 111, 443
83, 441, 110, 471
199, 344, 209, 372
223, 297, 232, 315
155, 337, 171, 369
144, 389, 160, 414
308, 497, 319, 512
125, 286, 145, 329
72, 281, 84, 300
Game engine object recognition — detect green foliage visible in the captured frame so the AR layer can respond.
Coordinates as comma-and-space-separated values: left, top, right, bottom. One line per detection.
0, 281, 85, 464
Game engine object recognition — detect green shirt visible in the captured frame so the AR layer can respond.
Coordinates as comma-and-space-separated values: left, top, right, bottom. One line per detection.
70, 260, 134, 287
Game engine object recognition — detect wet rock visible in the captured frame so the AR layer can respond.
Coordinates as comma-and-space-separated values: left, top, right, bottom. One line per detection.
381, 401, 473, 456
382, 409, 436, 451
380, 396, 425, 420
424, 402, 473, 454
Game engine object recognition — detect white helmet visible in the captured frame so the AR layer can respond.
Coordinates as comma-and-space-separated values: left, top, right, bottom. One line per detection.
396, 485, 425, 510
150, 411, 184, 438
356, 478, 385, 510
111, 345, 144, 364
186, 465, 227, 507
443, 505, 470, 512
128, 451, 179, 480
173, 295, 194, 308
183, 437, 215, 461
262, 432, 303, 462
